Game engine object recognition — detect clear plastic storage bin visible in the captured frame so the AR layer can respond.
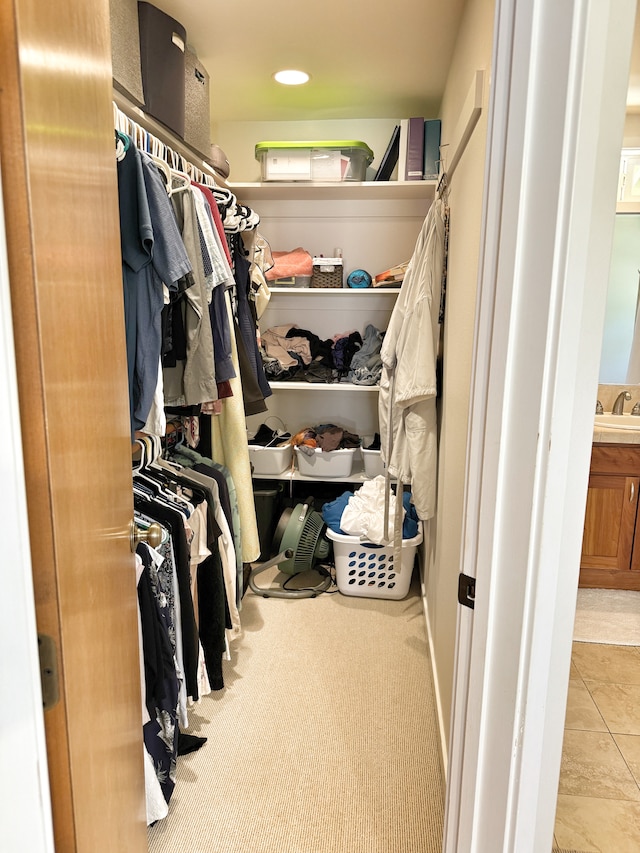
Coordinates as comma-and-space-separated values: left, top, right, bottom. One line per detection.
255, 141, 374, 182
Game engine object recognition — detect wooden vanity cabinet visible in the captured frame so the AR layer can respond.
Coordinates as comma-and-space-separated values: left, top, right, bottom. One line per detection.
579, 443, 640, 590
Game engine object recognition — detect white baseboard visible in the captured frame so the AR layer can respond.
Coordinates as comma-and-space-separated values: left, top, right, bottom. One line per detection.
418, 553, 449, 788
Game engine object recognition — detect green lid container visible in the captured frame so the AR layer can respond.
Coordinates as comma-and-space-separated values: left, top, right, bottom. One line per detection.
255, 140, 374, 160
255, 140, 374, 182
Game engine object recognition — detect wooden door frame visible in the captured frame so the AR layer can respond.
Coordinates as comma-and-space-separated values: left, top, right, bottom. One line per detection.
0, 0, 147, 849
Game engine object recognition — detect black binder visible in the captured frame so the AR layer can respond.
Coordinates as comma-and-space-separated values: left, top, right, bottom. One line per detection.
373, 125, 401, 182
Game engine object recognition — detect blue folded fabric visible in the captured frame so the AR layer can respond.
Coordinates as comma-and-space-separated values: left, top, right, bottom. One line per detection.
322, 490, 419, 539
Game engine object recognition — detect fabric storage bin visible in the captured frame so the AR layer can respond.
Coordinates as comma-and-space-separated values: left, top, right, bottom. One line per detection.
248, 443, 293, 476
311, 257, 343, 288
255, 141, 374, 182
110, 0, 145, 104
327, 525, 423, 600
362, 448, 386, 478
138, 2, 187, 138
294, 446, 356, 478
184, 47, 210, 156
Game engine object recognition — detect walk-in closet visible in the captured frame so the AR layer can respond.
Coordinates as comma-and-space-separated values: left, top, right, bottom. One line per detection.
0, 0, 497, 847
10, 0, 635, 851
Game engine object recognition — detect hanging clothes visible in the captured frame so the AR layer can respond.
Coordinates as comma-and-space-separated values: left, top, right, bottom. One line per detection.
163, 174, 218, 407
117, 141, 194, 434
137, 542, 179, 809
378, 196, 447, 521
170, 444, 244, 611
192, 181, 237, 386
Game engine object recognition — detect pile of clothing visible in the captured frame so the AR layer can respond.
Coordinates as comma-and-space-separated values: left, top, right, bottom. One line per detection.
291, 424, 361, 456
248, 421, 292, 447
322, 477, 420, 545
261, 322, 384, 385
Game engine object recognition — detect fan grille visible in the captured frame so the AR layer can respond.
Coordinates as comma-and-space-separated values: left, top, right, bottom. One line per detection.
294, 510, 328, 574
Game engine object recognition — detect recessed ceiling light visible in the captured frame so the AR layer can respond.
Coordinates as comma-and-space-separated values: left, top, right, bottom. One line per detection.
274, 69, 310, 86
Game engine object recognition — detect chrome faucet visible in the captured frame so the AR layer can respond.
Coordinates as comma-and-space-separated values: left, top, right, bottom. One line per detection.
612, 390, 632, 415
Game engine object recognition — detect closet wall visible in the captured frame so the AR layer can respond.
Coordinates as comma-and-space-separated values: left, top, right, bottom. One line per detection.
214, 0, 496, 758
215, 118, 400, 182
429, 0, 495, 754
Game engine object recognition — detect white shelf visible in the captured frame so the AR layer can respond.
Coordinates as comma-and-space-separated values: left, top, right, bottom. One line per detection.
268, 382, 379, 392
229, 180, 436, 202
269, 287, 400, 295
252, 460, 373, 484
247, 177, 421, 444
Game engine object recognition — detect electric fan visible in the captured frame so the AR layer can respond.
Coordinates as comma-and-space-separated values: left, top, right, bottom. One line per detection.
249, 498, 332, 599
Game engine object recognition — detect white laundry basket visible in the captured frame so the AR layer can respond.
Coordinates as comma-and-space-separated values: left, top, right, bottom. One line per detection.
327, 524, 422, 600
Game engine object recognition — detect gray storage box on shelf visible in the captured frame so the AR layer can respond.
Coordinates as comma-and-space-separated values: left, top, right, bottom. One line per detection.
184, 48, 210, 156
110, 0, 145, 104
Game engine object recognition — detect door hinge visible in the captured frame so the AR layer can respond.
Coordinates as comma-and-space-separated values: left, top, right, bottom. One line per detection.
38, 634, 60, 711
458, 573, 476, 610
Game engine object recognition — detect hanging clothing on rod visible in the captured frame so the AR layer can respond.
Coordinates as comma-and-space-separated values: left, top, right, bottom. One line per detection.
114, 102, 262, 563
378, 195, 448, 554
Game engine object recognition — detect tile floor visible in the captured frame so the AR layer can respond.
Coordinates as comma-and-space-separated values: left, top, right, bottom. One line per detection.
554, 642, 640, 852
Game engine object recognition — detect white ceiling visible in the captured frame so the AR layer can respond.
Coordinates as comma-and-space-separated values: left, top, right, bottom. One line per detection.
149, 1, 640, 122
150, 0, 468, 122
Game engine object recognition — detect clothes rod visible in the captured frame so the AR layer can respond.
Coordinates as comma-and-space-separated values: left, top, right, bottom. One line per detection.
442, 70, 485, 186
112, 89, 228, 187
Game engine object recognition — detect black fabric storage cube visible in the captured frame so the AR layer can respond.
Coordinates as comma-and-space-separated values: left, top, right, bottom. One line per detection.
138, 2, 186, 138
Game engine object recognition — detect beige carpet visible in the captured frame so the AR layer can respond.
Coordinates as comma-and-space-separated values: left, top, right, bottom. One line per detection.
573, 589, 640, 645
148, 571, 444, 853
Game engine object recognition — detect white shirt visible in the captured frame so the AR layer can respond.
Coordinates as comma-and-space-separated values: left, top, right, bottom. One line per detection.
378, 198, 446, 520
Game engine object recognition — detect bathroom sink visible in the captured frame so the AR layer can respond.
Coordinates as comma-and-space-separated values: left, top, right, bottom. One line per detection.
594, 414, 640, 430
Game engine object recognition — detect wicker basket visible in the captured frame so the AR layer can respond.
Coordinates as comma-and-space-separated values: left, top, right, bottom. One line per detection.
311, 258, 343, 288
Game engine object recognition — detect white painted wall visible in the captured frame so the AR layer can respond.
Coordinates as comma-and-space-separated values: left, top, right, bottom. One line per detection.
213, 118, 406, 183
426, 0, 496, 759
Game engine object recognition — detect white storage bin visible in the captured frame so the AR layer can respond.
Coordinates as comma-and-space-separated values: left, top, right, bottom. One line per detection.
362, 448, 385, 478
327, 525, 423, 600
248, 443, 293, 476
294, 446, 356, 478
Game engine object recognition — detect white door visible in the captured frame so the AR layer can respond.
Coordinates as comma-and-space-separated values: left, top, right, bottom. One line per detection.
444, 0, 637, 851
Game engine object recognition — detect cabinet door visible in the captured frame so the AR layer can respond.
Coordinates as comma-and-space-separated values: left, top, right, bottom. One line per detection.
581, 473, 639, 571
